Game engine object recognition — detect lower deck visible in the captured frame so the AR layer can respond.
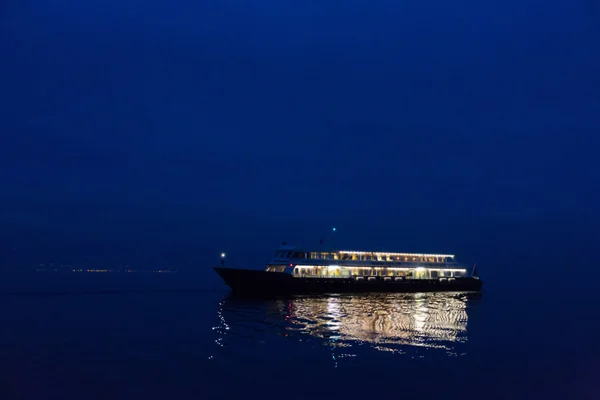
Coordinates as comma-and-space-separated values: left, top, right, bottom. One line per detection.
266, 265, 468, 280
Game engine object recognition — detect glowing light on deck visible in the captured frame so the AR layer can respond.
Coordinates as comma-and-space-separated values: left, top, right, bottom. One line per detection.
294, 265, 466, 273
340, 250, 454, 258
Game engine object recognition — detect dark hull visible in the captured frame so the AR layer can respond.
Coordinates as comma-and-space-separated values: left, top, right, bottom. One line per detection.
214, 267, 483, 296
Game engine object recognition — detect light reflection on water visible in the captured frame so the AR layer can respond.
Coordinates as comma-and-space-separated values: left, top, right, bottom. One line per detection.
214, 292, 480, 360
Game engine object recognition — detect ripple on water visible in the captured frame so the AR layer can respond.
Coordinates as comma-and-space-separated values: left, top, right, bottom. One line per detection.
213, 292, 481, 361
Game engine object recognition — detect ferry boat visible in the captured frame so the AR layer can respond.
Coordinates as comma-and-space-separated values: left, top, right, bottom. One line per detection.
214, 244, 482, 295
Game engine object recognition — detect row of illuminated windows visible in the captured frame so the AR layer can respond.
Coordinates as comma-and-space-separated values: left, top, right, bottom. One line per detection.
275, 252, 452, 263
292, 267, 464, 278
351, 269, 463, 278
310, 253, 450, 263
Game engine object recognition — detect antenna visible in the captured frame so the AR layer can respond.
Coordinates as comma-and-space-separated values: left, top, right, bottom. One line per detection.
320, 227, 337, 250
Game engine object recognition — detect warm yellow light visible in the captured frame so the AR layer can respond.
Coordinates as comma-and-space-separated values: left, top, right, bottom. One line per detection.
291, 265, 466, 273
340, 250, 454, 258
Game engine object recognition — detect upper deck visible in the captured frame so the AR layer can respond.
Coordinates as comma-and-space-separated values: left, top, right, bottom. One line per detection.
260, 244, 475, 280
271, 248, 456, 265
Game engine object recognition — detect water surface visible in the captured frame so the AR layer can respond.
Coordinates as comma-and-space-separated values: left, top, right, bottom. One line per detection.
0, 274, 598, 399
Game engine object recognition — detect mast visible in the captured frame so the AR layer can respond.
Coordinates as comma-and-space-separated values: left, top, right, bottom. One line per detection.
320, 227, 337, 251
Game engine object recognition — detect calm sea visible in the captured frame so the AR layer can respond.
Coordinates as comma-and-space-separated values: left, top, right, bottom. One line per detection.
0, 271, 598, 400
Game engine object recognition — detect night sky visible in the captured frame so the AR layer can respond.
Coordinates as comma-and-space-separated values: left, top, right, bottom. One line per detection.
1, 0, 599, 277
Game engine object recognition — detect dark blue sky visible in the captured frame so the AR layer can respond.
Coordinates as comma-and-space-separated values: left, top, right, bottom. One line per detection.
1, 0, 599, 272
